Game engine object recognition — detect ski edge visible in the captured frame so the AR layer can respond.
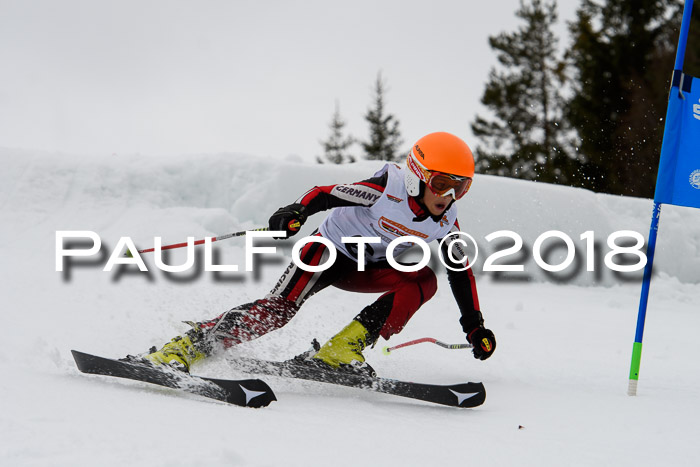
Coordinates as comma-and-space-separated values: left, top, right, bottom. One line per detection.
71, 350, 276, 408
228, 356, 486, 408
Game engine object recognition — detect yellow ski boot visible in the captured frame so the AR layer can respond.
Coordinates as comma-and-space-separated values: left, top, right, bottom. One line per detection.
312, 319, 375, 375
142, 323, 210, 372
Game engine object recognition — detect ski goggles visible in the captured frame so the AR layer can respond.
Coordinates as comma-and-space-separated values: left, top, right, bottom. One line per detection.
407, 152, 473, 199
425, 171, 472, 199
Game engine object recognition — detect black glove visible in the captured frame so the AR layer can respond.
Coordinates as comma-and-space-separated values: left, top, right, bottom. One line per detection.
268, 203, 308, 238
467, 327, 496, 360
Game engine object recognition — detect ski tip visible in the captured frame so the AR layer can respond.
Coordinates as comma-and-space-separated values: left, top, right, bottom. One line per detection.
71, 349, 91, 372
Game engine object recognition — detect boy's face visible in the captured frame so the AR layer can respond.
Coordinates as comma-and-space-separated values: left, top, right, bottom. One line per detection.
421, 188, 454, 216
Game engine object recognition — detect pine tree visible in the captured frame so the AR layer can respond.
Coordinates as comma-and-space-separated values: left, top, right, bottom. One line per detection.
362, 72, 403, 161
566, 0, 686, 197
318, 101, 355, 164
471, 0, 579, 185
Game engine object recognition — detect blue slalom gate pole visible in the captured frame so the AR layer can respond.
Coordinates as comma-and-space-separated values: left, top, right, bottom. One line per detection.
627, 0, 694, 396
627, 203, 661, 395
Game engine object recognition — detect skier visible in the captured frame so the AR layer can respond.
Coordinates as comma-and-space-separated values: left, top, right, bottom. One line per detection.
136, 132, 496, 373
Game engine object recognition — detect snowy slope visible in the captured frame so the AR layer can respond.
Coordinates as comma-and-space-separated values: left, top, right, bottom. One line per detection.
2, 149, 700, 467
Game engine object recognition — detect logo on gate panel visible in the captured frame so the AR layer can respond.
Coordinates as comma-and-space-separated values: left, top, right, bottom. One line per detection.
690, 169, 700, 190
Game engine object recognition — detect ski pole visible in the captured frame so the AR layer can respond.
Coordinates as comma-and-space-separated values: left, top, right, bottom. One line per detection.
125, 227, 270, 256
382, 338, 472, 355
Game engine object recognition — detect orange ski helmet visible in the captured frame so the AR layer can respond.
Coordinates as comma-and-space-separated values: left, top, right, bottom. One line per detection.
405, 132, 475, 199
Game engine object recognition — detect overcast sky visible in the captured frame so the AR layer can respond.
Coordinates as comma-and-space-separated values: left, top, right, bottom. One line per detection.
0, 0, 581, 161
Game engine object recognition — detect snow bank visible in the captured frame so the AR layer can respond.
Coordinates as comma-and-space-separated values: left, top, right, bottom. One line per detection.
2, 148, 699, 285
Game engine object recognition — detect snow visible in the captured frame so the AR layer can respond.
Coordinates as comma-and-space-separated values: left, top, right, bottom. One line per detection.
2, 149, 700, 466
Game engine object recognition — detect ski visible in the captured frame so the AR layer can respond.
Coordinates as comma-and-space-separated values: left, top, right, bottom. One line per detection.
71, 350, 276, 408
227, 356, 486, 408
